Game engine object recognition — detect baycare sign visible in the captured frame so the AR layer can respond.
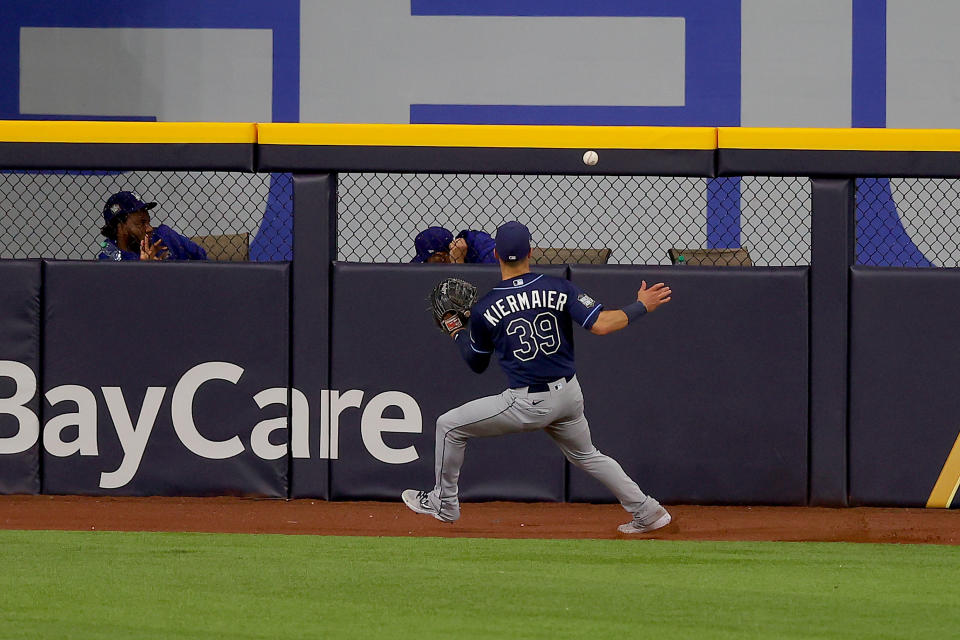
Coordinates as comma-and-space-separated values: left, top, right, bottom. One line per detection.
0, 360, 423, 489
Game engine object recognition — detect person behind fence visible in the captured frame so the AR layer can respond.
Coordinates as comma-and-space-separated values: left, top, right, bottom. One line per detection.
410, 226, 497, 264
98, 191, 208, 261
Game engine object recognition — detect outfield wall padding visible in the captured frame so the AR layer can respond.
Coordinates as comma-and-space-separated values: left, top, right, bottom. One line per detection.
0, 142, 255, 172
0, 122, 256, 171
41, 261, 290, 496
567, 266, 810, 505
257, 145, 716, 176
256, 123, 718, 176
717, 149, 960, 178
5, 125, 960, 507
326, 263, 568, 502
717, 128, 960, 178
0, 261, 42, 494
849, 267, 960, 507
808, 179, 855, 506
288, 174, 335, 499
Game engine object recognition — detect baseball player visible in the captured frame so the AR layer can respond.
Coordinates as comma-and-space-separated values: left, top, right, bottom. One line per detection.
403, 221, 673, 534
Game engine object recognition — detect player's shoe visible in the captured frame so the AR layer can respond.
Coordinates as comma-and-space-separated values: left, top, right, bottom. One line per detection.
401, 489, 456, 522
617, 505, 672, 534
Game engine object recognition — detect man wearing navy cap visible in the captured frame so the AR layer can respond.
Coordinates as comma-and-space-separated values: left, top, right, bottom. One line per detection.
410, 225, 497, 264
98, 191, 207, 261
403, 220, 676, 535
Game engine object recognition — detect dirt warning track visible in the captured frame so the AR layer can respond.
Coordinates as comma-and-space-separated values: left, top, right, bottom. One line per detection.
1, 495, 957, 545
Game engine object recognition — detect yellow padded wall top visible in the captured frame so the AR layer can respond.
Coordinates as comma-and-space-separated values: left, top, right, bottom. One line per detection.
0, 121, 257, 144
257, 123, 717, 150
719, 127, 960, 152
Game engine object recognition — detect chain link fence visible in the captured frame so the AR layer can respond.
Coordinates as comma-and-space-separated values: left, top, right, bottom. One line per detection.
337, 173, 811, 266
5, 170, 958, 269
857, 178, 960, 267
0, 170, 293, 261
0, 168, 816, 266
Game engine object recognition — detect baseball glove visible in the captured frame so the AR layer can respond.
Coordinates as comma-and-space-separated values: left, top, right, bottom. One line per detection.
429, 277, 478, 335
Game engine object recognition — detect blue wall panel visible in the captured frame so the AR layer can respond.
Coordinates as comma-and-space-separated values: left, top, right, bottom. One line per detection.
568, 265, 809, 505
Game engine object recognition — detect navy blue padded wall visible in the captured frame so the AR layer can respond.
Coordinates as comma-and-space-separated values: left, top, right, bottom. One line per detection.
849, 267, 960, 507
289, 173, 335, 499
42, 261, 290, 496
0, 261, 41, 494
568, 265, 809, 505
328, 263, 567, 502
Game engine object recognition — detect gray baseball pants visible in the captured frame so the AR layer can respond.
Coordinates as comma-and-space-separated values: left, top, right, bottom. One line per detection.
425, 375, 659, 521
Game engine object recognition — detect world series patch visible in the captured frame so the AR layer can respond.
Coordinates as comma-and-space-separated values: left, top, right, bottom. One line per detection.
443, 314, 464, 332
578, 293, 596, 308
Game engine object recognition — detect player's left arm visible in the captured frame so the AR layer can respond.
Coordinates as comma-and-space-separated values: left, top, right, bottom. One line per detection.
589, 280, 671, 335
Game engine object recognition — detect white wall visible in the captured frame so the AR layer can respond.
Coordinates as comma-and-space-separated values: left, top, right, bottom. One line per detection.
20, 28, 272, 122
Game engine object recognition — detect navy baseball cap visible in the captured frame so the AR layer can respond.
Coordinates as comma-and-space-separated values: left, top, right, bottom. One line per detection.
103, 191, 156, 224
411, 226, 454, 263
495, 221, 531, 262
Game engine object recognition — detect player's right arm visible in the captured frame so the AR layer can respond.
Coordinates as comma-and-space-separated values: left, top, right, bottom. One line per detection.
589, 280, 672, 336
453, 315, 493, 373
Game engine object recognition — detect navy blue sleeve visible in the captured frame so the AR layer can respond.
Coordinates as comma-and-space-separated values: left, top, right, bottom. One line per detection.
459, 230, 497, 264
154, 225, 208, 261
565, 280, 604, 330
454, 313, 493, 373
185, 236, 208, 260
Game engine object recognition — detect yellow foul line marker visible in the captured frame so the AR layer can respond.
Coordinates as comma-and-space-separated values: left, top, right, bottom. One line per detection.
927, 430, 960, 508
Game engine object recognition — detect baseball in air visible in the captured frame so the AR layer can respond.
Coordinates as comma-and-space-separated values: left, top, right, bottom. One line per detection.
582, 150, 599, 166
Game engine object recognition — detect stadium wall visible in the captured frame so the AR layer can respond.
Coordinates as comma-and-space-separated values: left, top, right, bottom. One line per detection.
0, 123, 958, 509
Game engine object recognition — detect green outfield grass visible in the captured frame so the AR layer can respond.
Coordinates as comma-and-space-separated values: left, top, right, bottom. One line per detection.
1, 531, 959, 639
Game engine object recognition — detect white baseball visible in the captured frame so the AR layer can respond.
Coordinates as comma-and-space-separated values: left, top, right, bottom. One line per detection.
582, 150, 599, 166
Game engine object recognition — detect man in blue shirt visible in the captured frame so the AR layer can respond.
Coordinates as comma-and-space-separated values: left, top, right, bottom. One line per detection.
410, 226, 497, 264
98, 191, 207, 261
403, 221, 674, 534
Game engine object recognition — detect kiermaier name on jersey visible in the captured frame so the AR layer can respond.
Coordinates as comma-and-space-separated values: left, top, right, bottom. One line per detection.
481, 289, 568, 327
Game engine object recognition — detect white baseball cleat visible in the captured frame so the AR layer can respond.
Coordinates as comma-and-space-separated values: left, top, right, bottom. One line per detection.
402, 489, 455, 522
618, 505, 672, 534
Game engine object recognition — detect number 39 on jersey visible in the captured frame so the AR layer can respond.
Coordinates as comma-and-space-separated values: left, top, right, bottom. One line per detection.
506, 313, 561, 361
